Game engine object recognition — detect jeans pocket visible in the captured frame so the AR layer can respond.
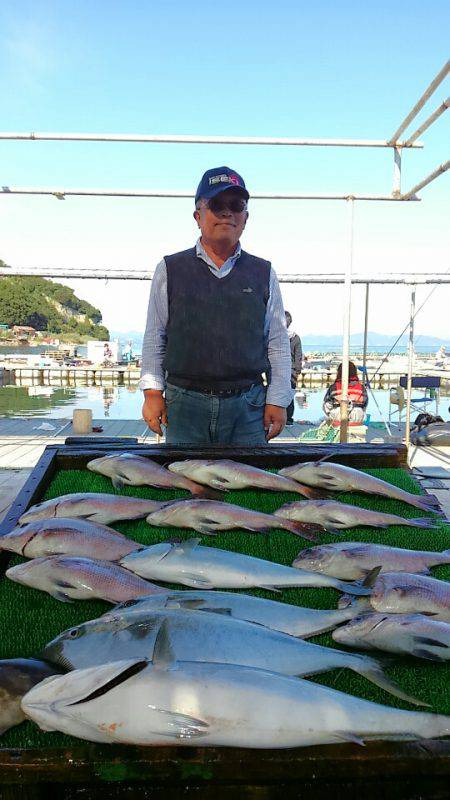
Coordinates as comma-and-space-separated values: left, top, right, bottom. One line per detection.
243, 384, 266, 408
165, 383, 183, 406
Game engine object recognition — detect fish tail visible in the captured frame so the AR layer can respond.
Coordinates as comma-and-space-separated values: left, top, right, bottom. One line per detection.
440, 549, 450, 562
281, 520, 319, 541
407, 517, 440, 529
189, 484, 223, 501
335, 579, 371, 596
354, 656, 429, 707
410, 493, 445, 516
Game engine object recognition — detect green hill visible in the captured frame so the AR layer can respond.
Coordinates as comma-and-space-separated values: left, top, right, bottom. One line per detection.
0, 265, 109, 341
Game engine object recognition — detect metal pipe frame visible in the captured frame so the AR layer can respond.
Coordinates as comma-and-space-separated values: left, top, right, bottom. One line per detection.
401, 160, 450, 200
405, 97, 450, 145
404, 287, 417, 449
2, 268, 450, 283
0, 186, 421, 201
0, 132, 423, 148
387, 59, 450, 144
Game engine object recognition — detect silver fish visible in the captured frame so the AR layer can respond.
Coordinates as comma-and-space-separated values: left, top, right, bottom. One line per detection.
333, 613, 450, 661
22, 652, 450, 747
145, 498, 317, 540
120, 537, 370, 594
339, 572, 450, 621
103, 589, 362, 638
279, 461, 443, 515
41, 608, 420, 704
275, 499, 439, 536
292, 542, 450, 580
19, 493, 165, 526
168, 459, 326, 499
87, 453, 219, 498
6, 556, 166, 603
1, 518, 143, 561
0, 658, 61, 735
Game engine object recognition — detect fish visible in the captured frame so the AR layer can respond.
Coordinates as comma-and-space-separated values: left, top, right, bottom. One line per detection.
339, 572, 450, 621
41, 609, 421, 704
333, 613, 450, 661
22, 641, 450, 747
102, 589, 363, 639
275, 499, 439, 536
6, 555, 166, 603
0, 518, 144, 561
168, 459, 327, 499
18, 493, 165, 526
0, 658, 62, 735
278, 461, 443, 515
145, 498, 317, 540
120, 537, 370, 594
292, 542, 450, 581
87, 453, 220, 498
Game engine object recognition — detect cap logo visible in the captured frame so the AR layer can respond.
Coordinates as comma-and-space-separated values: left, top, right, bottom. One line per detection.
209, 173, 241, 186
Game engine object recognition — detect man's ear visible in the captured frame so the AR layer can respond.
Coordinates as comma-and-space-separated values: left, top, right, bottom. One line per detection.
193, 209, 201, 227
243, 211, 249, 228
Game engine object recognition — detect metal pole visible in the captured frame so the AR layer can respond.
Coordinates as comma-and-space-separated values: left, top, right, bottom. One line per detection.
0, 131, 423, 148
392, 147, 402, 197
405, 97, 450, 145
0, 186, 422, 202
405, 286, 416, 448
362, 283, 370, 369
339, 198, 355, 443
401, 161, 450, 200
387, 59, 450, 144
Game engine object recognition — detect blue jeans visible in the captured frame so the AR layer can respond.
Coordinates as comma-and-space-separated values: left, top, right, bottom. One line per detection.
165, 382, 267, 445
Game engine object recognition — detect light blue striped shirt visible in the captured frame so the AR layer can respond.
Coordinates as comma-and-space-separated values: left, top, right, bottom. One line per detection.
139, 239, 293, 407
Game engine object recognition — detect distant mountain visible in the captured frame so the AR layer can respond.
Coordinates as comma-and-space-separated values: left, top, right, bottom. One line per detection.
301, 332, 449, 348
0, 266, 109, 341
111, 329, 449, 352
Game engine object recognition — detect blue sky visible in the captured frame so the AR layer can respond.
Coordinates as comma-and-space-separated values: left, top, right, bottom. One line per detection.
0, 1, 449, 339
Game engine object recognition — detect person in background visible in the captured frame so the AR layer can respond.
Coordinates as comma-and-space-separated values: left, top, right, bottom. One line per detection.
285, 311, 303, 426
323, 361, 368, 425
139, 166, 293, 445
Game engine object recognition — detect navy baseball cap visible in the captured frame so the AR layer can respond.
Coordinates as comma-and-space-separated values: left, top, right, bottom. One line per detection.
195, 166, 249, 204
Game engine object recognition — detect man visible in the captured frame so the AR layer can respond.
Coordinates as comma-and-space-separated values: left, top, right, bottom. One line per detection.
139, 166, 292, 445
285, 311, 303, 426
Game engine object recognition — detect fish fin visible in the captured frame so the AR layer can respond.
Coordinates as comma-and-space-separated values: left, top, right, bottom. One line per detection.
413, 636, 449, 649
152, 619, 177, 669
190, 485, 223, 501
355, 659, 429, 707
150, 709, 210, 739
112, 476, 125, 491
166, 597, 205, 610
334, 731, 366, 747
209, 477, 231, 489
199, 607, 233, 616
314, 454, 335, 465
361, 566, 382, 589
175, 538, 202, 553
411, 648, 447, 662
294, 484, 333, 500
258, 584, 282, 593
337, 580, 371, 597
324, 527, 344, 537
68, 660, 149, 706
242, 525, 270, 535
52, 589, 74, 603
193, 526, 219, 537
281, 521, 319, 541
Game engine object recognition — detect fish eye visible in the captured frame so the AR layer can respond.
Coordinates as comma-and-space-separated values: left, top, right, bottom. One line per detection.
121, 600, 137, 608
68, 628, 81, 639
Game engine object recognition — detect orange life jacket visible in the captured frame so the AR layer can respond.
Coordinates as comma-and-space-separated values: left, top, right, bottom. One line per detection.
332, 379, 366, 405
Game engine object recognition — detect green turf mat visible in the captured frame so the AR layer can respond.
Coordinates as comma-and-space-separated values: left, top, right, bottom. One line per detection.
0, 465, 449, 748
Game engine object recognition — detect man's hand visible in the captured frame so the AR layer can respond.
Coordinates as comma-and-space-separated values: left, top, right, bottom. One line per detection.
142, 389, 167, 436
264, 404, 287, 441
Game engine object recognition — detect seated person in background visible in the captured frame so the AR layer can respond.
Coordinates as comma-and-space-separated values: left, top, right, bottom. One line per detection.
323, 361, 368, 425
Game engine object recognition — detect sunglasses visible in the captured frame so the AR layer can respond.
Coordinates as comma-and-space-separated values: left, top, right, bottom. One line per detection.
205, 196, 248, 214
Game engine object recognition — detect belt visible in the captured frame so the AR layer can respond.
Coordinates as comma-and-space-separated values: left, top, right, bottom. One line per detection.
167, 378, 260, 397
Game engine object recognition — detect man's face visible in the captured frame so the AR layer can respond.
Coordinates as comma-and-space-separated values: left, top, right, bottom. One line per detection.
194, 189, 248, 247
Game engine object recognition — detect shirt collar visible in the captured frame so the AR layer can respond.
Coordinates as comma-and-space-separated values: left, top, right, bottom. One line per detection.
195, 238, 241, 269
